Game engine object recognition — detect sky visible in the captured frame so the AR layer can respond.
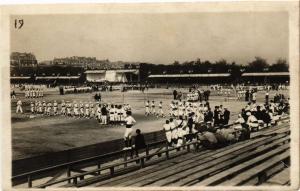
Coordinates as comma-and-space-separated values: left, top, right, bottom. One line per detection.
10, 12, 288, 65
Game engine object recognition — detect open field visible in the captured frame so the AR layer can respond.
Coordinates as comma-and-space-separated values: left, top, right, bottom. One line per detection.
11, 87, 289, 160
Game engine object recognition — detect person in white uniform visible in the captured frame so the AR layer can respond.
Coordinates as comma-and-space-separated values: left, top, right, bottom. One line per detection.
53, 100, 58, 115
123, 111, 136, 150
145, 100, 150, 116
163, 120, 172, 146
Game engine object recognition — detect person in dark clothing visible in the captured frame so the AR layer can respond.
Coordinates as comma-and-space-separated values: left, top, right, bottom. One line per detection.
94, 93, 99, 101
186, 113, 195, 142
98, 93, 102, 102
245, 90, 249, 102
262, 109, 271, 127
213, 106, 220, 127
265, 91, 269, 104
203, 91, 208, 101
134, 129, 146, 157
206, 90, 211, 101
255, 106, 263, 120
204, 108, 213, 123
173, 90, 178, 100
223, 107, 230, 125
100, 105, 108, 124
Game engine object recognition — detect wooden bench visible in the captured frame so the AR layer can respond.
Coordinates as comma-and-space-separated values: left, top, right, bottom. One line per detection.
151, 136, 290, 186
193, 137, 290, 186
221, 150, 289, 186
115, 133, 288, 186
262, 167, 290, 186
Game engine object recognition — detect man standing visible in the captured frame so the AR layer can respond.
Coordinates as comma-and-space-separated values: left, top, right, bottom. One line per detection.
163, 120, 172, 146
213, 106, 221, 127
245, 90, 249, 102
101, 104, 108, 125
124, 111, 136, 150
53, 100, 58, 116
265, 91, 269, 104
223, 107, 230, 125
134, 129, 146, 157
173, 89, 177, 100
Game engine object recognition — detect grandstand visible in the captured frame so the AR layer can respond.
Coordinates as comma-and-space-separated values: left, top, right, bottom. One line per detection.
12, 117, 290, 188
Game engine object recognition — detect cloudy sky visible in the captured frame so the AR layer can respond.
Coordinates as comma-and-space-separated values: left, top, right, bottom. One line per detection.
10, 12, 288, 64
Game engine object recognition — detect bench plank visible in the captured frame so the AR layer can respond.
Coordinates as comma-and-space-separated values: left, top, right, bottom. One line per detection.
263, 167, 290, 185
194, 136, 290, 186
153, 137, 289, 186
123, 134, 287, 186
221, 150, 290, 186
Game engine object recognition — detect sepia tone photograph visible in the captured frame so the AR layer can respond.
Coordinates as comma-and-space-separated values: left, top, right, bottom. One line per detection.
1, 1, 299, 190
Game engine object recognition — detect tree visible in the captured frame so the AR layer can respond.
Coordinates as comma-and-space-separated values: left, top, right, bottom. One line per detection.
269, 59, 289, 72
247, 57, 269, 72
173, 60, 180, 65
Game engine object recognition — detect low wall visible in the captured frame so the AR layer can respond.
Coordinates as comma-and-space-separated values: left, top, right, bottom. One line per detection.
12, 130, 165, 176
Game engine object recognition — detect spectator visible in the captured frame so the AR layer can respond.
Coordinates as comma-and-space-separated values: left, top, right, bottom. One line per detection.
163, 120, 172, 146
134, 129, 146, 157
213, 106, 220, 126
173, 89, 177, 100
204, 108, 213, 124
223, 107, 230, 125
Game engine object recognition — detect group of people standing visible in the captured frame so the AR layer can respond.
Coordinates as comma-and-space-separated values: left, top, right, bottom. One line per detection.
17, 99, 133, 125
145, 100, 165, 117
24, 88, 44, 98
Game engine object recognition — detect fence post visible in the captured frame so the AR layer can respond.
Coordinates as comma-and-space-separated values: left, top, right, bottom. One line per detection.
187, 144, 191, 152
97, 162, 101, 175
140, 157, 145, 168
166, 145, 169, 160
27, 175, 32, 188
67, 166, 71, 184
193, 142, 198, 151
124, 151, 127, 168
130, 149, 134, 159
73, 177, 77, 185
110, 167, 115, 176
146, 145, 150, 160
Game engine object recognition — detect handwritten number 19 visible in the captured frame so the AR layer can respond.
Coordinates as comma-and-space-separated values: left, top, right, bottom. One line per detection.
14, 19, 24, 29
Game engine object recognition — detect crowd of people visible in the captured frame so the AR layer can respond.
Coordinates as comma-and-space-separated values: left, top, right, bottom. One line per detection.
15, 99, 133, 125
24, 88, 44, 98
161, 93, 289, 149
61, 86, 93, 94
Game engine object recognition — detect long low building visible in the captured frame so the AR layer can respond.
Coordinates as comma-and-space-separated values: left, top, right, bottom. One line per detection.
85, 69, 140, 83
147, 73, 232, 84
147, 72, 289, 84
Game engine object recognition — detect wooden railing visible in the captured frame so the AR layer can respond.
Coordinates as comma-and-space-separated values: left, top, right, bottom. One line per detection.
12, 139, 166, 187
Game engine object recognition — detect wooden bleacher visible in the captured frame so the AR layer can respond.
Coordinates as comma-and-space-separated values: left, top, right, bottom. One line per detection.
81, 121, 290, 187
12, 118, 290, 188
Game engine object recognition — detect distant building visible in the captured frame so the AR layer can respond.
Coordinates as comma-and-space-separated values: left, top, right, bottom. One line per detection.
10, 52, 38, 67
53, 56, 97, 68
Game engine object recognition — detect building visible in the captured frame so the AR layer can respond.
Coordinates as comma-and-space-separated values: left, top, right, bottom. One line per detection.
10, 52, 38, 68
85, 69, 140, 83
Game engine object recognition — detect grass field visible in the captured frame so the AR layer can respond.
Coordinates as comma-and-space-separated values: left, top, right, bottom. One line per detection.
11, 87, 289, 160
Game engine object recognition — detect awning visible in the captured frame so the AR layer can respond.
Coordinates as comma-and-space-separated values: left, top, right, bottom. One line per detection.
148, 73, 230, 78
85, 69, 138, 74
115, 69, 139, 73
85, 70, 106, 74
10, 76, 31, 79
36, 76, 80, 80
242, 72, 289, 77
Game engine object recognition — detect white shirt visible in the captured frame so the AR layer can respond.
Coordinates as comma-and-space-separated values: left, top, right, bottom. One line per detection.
125, 116, 136, 125
17, 100, 22, 106
163, 124, 171, 131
